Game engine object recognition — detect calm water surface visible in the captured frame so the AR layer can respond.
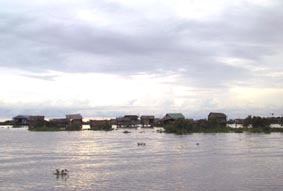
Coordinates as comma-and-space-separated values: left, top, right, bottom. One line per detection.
0, 127, 283, 191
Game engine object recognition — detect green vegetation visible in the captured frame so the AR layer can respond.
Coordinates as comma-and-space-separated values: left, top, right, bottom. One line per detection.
90, 120, 113, 131
0, 120, 13, 126
164, 119, 231, 134
34, 120, 83, 131
163, 117, 283, 135
243, 116, 271, 128
90, 124, 113, 131
28, 120, 66, 131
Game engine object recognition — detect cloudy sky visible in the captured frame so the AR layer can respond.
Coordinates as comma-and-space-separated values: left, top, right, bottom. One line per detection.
0, 0, 283, 119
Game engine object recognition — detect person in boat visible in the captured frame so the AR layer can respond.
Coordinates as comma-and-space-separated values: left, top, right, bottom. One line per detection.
54, 169, 60, 175
54, 169, 68, 175
61, 169, 68, 175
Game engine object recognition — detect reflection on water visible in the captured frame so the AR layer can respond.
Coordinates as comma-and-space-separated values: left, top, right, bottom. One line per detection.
0, 127, 283, 191
55, 174, 69, 182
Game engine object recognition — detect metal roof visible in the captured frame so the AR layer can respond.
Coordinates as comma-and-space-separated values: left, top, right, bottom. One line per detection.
165, 113, 185, 120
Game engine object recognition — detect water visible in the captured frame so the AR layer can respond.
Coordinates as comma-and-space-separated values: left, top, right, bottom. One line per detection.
1, 127, 283, 191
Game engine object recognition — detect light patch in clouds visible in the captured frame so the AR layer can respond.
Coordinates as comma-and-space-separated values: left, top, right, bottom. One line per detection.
0, 69, 196, 117
229, 87, 283, 115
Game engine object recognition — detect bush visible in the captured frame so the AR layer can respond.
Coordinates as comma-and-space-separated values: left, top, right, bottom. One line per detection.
90, 121, 113, 131
164, 119, 194, 134
243, 116, 271, 128
164, 119, 231, 134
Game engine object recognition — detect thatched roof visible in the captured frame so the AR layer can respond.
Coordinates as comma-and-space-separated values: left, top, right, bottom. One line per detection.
66, 114, 83, 120
50, 118, 67, 123
13, 115, 30, 120
124, 115, 138, 120
29, 116, 45, 121
208, 112, 227, 118
141, 115, 155, 120
13, 115, 44, 120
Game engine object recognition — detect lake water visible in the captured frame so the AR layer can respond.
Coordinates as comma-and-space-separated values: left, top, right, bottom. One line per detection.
1, 127, 283, 191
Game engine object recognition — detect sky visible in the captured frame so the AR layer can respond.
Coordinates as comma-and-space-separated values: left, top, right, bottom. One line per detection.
0, 0, 283, 120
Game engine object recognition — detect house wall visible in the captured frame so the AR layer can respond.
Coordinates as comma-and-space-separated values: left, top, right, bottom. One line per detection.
66, 119, 82, 130
13, 118, 29, 126
28, 119, 46, 129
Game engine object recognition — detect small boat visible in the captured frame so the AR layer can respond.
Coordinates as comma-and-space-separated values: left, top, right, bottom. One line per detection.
54, 169, 69, 176
137, 142, 146, 146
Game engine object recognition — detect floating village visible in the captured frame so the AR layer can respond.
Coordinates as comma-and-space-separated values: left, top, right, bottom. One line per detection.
1, 112, 282, 133
2, 112, 224, 130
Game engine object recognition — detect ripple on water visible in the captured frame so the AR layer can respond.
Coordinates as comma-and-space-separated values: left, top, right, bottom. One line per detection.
1, 129, 283, 191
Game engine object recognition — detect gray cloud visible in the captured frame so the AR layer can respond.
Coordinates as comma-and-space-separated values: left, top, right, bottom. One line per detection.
1, 1, 281, 81
0, 0, 283, 119
1, 1, 282, 83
